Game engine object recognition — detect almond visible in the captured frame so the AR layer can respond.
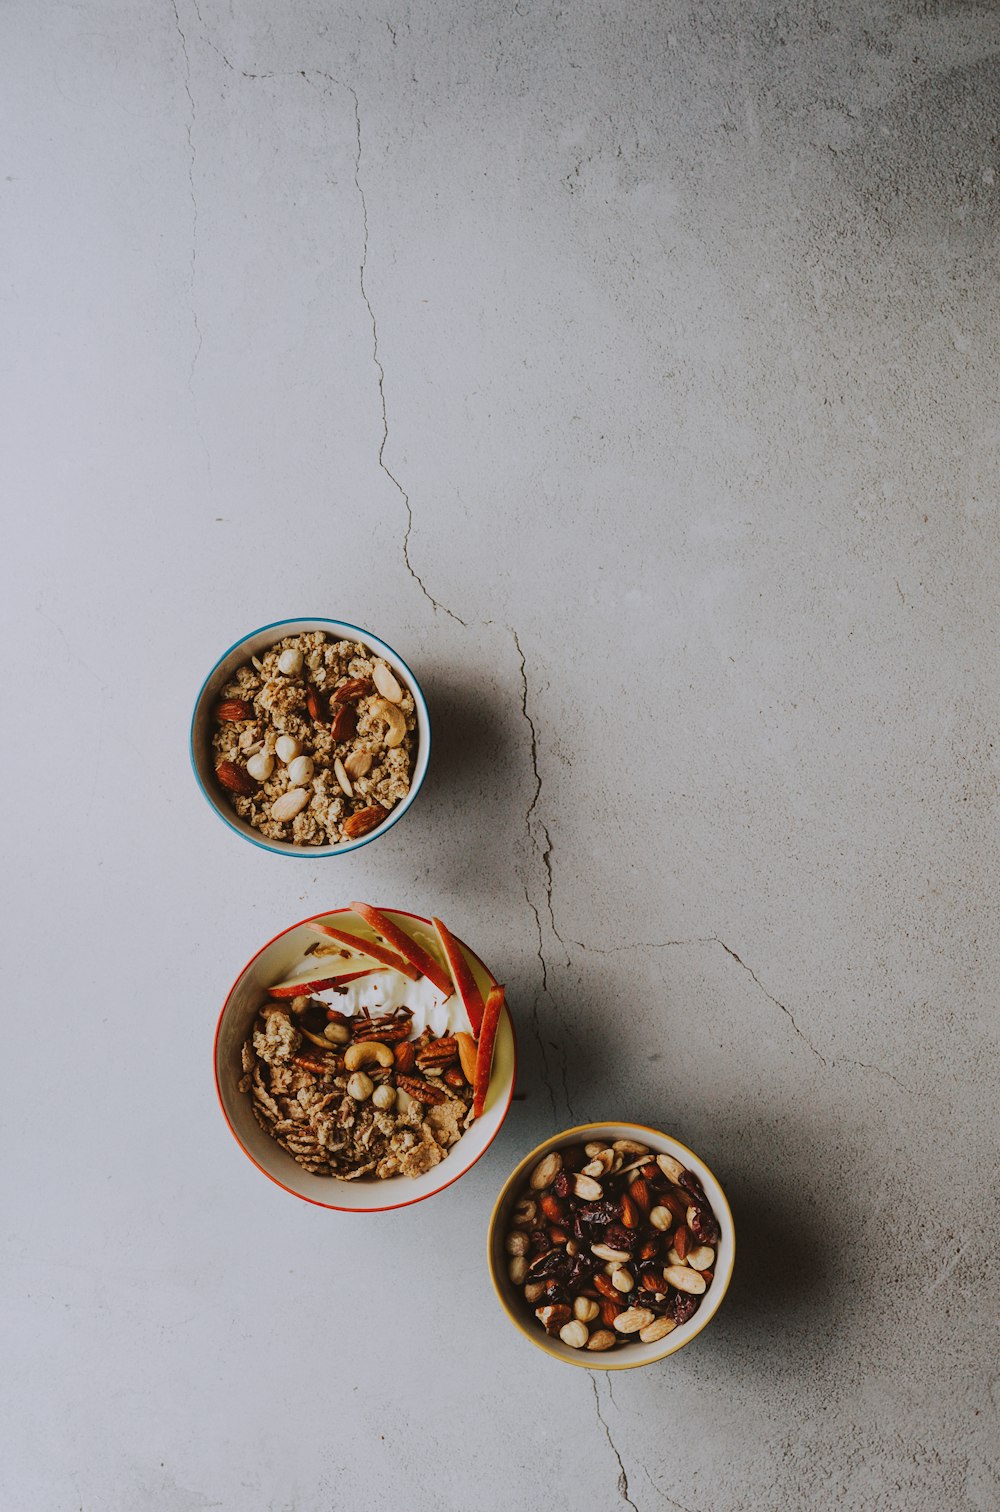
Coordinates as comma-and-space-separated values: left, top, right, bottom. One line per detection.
330, 703, 357, 741
215, 760, 257, 795
214, 698, 252, 722
334, 677, 373, 703
341, 804, 387, 839
333, 757, 353, 797
539, 1193, 566, 1223
306, 686, 327, 722
455, 1030, 478, 1083
372, 660, 403, 703
393, 1041, 416, 1073
620, 1193, 640, 1229
662, 1265, 706, 1295
270, 789, 309, 822
674, 1225, 690, 1260
629, 1177, 653, 1214
586, 1328, 618, 1351
598, 1298, 624, 1328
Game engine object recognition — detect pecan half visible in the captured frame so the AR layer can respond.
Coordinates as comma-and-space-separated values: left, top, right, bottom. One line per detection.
395, 1074, 447, 1105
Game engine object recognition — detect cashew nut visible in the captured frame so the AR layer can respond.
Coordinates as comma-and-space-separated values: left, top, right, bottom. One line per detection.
343, 1040, 394, 1071
372, 697, 407, 747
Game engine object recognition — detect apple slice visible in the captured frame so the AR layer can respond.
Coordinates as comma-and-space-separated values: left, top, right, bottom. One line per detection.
306, 920, 421, 980
350, 902, 454, 998
432, 917, 486, 1033
268, 965, 386, 998
472, 983, 505, 1119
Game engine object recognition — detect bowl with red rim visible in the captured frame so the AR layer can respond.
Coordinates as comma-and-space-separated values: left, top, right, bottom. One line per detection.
487, 1123, 734, 1367
215, 905, 516, 1211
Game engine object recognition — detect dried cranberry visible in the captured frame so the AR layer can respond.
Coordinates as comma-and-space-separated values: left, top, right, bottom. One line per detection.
687, 1206, 720, 1245
567, 1252, 596, 1291
669, 1291, 699, 1325
527, 1248, 571, 1281
677, 1168, 706, 1200
575, 1199, 619, 1232
552, 1170, 572, 1199
529, 1228, 550, 1255
540, 1279, 566, 1304
604, 1222, 634, 1253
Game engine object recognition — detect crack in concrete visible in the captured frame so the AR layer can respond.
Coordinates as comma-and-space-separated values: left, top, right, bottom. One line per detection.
570, 934, 910, 1091
638, 1462, 702, 1512
185, 43, 465, 623
522, 883, 558, 1118
836, 1056, 913, 1095
514, 630, 574, 1117
712, 938, 829, 1066
169, 0, 203, 380
309, 74, 466, 624
589, 1375, 639, 1512
569, 936, 717, 953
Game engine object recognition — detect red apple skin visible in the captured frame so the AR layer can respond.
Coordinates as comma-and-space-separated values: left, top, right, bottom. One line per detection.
432, 916, 486, 1033
350, 903, 454, 999
268, 967, 385, 998
473, 983, 505, 1118
305, 920, 421, 981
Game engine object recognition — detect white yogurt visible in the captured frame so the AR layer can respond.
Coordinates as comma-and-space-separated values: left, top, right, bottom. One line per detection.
312, 968, 458, 1036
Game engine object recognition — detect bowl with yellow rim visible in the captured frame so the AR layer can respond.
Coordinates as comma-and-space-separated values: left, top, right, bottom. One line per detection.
487, 1122, 734, 1368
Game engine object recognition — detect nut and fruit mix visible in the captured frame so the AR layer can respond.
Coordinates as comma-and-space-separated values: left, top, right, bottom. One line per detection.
503, 1140, 721, 1352
211, 631, 416, 846
239, 904, 506, 1181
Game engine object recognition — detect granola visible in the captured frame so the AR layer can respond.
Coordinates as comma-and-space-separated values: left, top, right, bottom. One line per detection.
241, 998, 475, 1181
211, 631, 417, 846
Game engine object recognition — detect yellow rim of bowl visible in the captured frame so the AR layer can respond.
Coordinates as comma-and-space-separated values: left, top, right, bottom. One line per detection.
487, 1121, 736, 1370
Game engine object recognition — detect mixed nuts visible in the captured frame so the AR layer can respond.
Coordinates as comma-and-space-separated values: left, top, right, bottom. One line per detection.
504, 1138, 721, 1352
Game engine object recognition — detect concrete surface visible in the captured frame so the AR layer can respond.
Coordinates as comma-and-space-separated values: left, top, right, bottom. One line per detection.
3, 2, 998, 1508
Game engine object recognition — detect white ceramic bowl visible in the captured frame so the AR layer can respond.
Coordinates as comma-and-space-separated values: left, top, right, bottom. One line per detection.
488, 1122, 734, 1368
190, 618, 431, 857
215, 907, 517, 1211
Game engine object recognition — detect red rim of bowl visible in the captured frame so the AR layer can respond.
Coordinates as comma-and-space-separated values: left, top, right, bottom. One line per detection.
214, 906, 518, 1212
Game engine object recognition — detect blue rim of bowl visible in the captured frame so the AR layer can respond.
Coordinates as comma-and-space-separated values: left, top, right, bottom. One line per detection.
189, 617, 431, 859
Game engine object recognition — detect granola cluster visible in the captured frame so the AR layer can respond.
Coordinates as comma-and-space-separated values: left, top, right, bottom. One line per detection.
211, 631, 417, 846
241, 1000, 474, 1180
